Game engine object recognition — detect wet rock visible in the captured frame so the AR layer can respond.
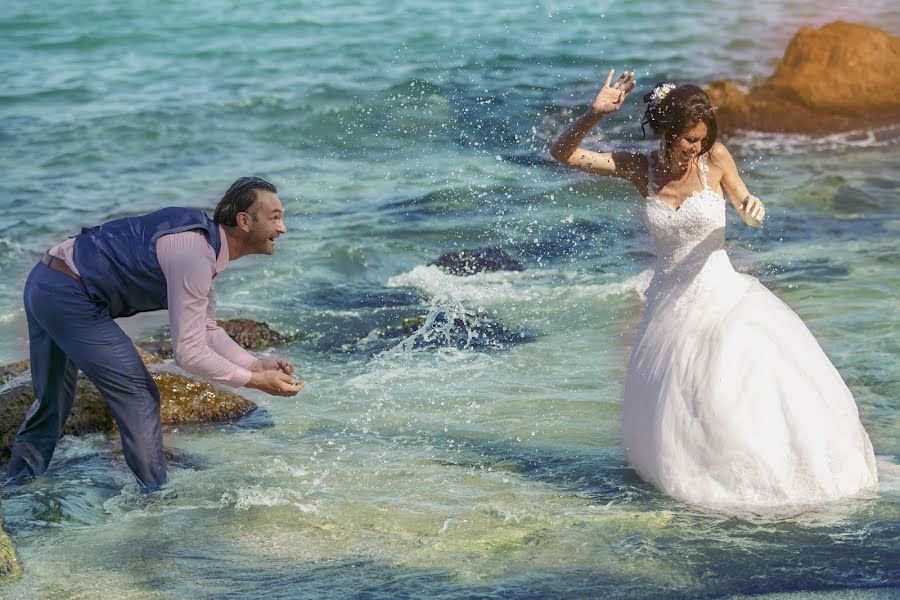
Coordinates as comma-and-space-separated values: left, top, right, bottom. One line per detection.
705, 22, 900, 134
0, 360, 29, 386
0, 377, 114, 464
1, 344, 161, 387
0, 360, 256, 464
138, 318, 292, 359
135, 346, 163, 365
382, 316, 433, 339
431, 248, 524, 276
0, 515, 20, 579
219, 318, 290, 349
382, 311, 534, 351
153, 370, 256, 426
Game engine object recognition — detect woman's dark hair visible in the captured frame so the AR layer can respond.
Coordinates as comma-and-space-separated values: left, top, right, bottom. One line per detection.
641, 83, 717, 160
214, 176, 278, 226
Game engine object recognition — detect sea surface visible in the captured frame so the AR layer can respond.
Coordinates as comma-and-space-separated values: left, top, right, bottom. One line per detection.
1, 1, 898, 598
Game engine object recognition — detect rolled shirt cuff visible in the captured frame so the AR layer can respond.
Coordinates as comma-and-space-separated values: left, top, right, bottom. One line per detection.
229, 365, 254, 388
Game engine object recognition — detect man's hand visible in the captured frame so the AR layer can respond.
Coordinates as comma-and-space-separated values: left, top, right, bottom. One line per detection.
259, 357, 294, 376
247, 369, 304, 397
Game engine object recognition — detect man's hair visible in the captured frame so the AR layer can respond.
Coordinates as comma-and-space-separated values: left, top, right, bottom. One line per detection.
214, 177, 278, 226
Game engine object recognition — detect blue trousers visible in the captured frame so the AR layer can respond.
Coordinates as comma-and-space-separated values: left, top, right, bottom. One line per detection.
6, 261, 166, 491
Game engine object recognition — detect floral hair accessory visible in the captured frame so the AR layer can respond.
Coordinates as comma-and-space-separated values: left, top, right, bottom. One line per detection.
649, 83, 676, 107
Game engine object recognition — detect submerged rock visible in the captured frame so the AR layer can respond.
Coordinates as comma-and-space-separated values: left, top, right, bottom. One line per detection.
138, 318, 292, 359
382, 316, 434, 339
431, 248, 524, 276
705, 22, 900, 134
0, 355, 256, 463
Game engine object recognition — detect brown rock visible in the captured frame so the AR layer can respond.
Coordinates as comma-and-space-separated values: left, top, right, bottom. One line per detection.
0, 345, 162, 386
0, 515, 20, 579
0, 357, 255, 463
154, 370, 256, 425
138, 318, 291, 359
0, 360, 29, 386
135, 346, 163, 365
705, 22, 900, 134
767, 22, 899, 115
218, 318, 288, 349
0, 377, 115, 464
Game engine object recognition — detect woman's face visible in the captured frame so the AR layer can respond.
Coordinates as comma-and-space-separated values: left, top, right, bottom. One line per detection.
669, 121, 708, 166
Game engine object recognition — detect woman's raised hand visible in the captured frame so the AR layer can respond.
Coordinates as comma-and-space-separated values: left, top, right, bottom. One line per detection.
591, 69, 636, 116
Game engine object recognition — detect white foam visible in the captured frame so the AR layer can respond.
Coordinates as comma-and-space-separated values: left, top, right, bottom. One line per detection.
53, 433, 112, 460
0, 308, 22, 323
348, 344, 492, 391
268, 457, 310, 479
387, 265, 652, 305
731, 124, 900, 154
387, 265, 527, 302
228, 485, 319, 513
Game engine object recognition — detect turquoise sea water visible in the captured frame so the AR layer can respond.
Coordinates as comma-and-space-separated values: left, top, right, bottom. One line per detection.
1, 1, 899, 598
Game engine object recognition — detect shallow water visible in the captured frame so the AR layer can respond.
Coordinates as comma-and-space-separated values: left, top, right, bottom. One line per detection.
1, 1, 898, 598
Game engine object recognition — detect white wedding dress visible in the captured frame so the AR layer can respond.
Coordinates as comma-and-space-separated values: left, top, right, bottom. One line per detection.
622, 153, 878, 511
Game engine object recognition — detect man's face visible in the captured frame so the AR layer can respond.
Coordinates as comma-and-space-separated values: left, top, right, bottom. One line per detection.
243, 190, 287, 255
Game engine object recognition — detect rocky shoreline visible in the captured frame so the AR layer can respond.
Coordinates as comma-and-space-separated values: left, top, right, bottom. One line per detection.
705, 21, 900, 134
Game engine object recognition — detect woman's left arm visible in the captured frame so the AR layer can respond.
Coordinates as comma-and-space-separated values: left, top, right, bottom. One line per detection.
711, 142, 766, 227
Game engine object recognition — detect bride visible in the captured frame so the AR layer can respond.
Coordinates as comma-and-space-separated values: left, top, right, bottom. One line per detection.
550, 69, 878, 510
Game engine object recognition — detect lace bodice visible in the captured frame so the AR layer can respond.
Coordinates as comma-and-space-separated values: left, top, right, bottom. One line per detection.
644, 153, 728, 278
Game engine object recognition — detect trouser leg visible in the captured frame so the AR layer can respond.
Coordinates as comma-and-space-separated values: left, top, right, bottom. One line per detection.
7, 262, 166, 491
5, 299, 79, 480
74, 332, 166, 492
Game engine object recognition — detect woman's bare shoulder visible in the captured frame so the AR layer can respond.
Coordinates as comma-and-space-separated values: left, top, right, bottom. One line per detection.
710, 141, 732, 160
708, 141, 738, 172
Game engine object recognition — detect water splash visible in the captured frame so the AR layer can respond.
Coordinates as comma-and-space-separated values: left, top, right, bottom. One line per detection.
385, 293, 478, 354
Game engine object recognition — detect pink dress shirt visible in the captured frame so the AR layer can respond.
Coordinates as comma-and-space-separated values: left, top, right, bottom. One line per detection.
48, 226, 260, 387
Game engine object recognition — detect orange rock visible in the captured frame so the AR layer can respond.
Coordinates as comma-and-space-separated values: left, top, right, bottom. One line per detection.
706, 21, 900, 134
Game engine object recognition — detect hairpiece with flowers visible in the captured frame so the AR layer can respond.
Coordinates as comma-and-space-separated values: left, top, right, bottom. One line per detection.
647, 83, 676, 108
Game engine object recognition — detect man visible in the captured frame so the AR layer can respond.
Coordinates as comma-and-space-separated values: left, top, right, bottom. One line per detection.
6, 177, 303, 491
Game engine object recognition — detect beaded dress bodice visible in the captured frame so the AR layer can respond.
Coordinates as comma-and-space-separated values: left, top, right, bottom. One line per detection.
643, 153, 729, 279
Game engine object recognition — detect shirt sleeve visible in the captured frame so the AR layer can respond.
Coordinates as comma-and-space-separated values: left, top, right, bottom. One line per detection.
157, 232, 253, 387
204, 288, 262, 371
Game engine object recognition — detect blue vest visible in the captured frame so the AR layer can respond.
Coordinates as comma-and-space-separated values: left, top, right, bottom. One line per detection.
73, 207, 222, 318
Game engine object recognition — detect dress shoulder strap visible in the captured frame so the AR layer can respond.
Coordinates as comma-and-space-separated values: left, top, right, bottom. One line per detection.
698, 154, 710, 190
